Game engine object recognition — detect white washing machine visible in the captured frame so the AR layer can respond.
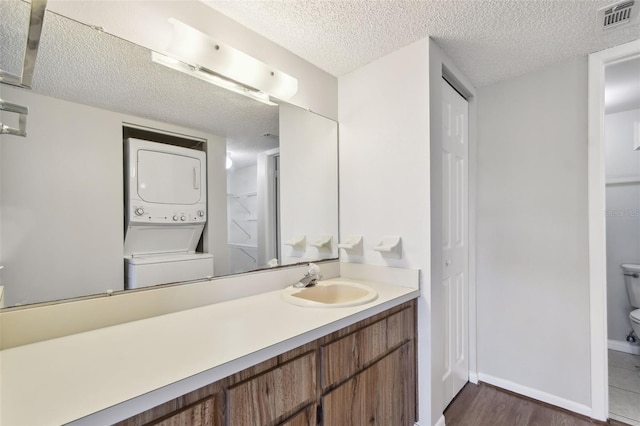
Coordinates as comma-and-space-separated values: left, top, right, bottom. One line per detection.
124, 138, 213, 289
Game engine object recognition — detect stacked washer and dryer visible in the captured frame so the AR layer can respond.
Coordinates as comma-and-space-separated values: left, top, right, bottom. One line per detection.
124, 138, 214, 289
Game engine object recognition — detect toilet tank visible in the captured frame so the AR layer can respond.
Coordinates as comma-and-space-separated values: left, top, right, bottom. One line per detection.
622, 264, 640, 308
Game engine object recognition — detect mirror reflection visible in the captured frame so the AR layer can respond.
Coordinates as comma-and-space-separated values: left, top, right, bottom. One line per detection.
0, 1, 338, 308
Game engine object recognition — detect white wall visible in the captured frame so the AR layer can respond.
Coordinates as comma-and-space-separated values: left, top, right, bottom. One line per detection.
46, 0, 338, 120
338, 39, 433, 424
476, 57, 591, 411
1, 86, 123, 306
204, 133, 229, 277
0, 86, 227, 306
605, 108, 640, 344
279, 104, 339, 265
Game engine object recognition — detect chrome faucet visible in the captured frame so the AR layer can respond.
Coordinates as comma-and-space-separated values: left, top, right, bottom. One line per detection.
294, 263, 322, 288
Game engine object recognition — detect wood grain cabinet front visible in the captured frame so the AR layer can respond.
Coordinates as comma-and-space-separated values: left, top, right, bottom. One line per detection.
151, 397, 215, 426
320, 307, 414, 390
321, 342, 415, 426
277, 404, 317, 426
226, 352, 316, 426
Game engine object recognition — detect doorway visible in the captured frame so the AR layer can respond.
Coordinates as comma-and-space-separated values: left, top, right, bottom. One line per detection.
603, 54, 640, 424
588, 39, 640, 422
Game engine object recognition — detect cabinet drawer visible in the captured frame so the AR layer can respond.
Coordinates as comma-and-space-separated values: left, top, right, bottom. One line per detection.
153, 397, 214, 426
386, 307, 414, 349
227, 352, 316, 426
321, 318, 387, 389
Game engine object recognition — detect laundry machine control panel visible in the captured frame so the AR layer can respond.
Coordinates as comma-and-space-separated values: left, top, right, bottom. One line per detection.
128, 205, 206, 225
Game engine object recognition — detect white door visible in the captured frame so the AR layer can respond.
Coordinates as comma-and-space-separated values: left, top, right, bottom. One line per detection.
441, 79, 469, 402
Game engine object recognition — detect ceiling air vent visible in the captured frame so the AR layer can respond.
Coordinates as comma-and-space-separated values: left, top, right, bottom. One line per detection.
597, 1, 639, 33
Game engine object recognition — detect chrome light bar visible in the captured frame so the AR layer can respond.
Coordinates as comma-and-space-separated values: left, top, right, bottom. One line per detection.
152, 52, 278, 106
152, 18, 298, 105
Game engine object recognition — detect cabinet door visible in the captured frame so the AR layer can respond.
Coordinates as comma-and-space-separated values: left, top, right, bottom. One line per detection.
321, 342, 415, 426
152, 397, 214, 426
227, 352, 316, 426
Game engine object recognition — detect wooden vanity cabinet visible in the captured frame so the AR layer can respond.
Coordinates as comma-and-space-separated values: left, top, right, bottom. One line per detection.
116, 300, 416, 426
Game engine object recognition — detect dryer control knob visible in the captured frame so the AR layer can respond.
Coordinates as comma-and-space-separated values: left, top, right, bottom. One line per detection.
172, 215, 179, 221
135, 208, 144, 216
198, 210, 205, 217
180, 215, 186, 221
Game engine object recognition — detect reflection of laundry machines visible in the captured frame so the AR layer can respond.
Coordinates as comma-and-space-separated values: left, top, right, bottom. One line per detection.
124, 138, 213, 289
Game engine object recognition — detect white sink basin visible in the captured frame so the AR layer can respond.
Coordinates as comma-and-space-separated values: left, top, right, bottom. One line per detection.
282, 279, 378, 308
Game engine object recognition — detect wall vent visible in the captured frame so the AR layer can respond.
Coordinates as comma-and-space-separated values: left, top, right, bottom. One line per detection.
597, 1, 639, 33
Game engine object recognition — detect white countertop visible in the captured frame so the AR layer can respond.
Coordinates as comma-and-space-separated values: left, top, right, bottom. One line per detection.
0, 276, 419, 425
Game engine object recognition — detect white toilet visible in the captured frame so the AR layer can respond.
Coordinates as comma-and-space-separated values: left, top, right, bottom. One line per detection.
621, 264, 640, 340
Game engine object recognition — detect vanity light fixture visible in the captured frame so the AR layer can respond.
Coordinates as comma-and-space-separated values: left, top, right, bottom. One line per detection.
152, 52, 277, 106
152, 18, 298, 106
226, 153, 233, 170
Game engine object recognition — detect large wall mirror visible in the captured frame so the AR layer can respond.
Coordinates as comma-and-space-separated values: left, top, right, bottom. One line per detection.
0, 1, 339, 308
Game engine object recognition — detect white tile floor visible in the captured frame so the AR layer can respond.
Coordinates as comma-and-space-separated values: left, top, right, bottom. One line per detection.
609, 349, 640, 426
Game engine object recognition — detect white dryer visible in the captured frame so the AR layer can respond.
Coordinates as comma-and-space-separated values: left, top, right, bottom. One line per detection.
124, 138, 213, 289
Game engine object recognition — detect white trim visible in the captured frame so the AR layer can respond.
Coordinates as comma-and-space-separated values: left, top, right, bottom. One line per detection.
588, 39, 640, 422
478, 373, 592, 418
434, 414, 446, 426
608, 339, 640, 355
428, 40, 479, 423
466, 63, 479, 388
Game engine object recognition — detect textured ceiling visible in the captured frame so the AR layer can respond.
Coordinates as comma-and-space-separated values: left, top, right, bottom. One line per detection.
0, 1, 278, 169
205, 0, 640, 87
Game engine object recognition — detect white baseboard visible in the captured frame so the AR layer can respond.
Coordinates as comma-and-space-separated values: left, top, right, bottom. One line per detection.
477, 373, 592, 418
469, 371, 479, 384
608, 339, 640, 355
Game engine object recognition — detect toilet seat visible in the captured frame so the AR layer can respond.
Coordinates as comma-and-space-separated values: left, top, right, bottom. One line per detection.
631, 309, 640, 324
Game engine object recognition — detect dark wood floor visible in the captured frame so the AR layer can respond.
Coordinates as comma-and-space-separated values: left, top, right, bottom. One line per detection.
444, 382, 628, 426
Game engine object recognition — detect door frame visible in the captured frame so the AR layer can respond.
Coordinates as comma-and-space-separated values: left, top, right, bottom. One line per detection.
256, 147, 280, 267
428, 38, 478, 426
587, 39, 640, 422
